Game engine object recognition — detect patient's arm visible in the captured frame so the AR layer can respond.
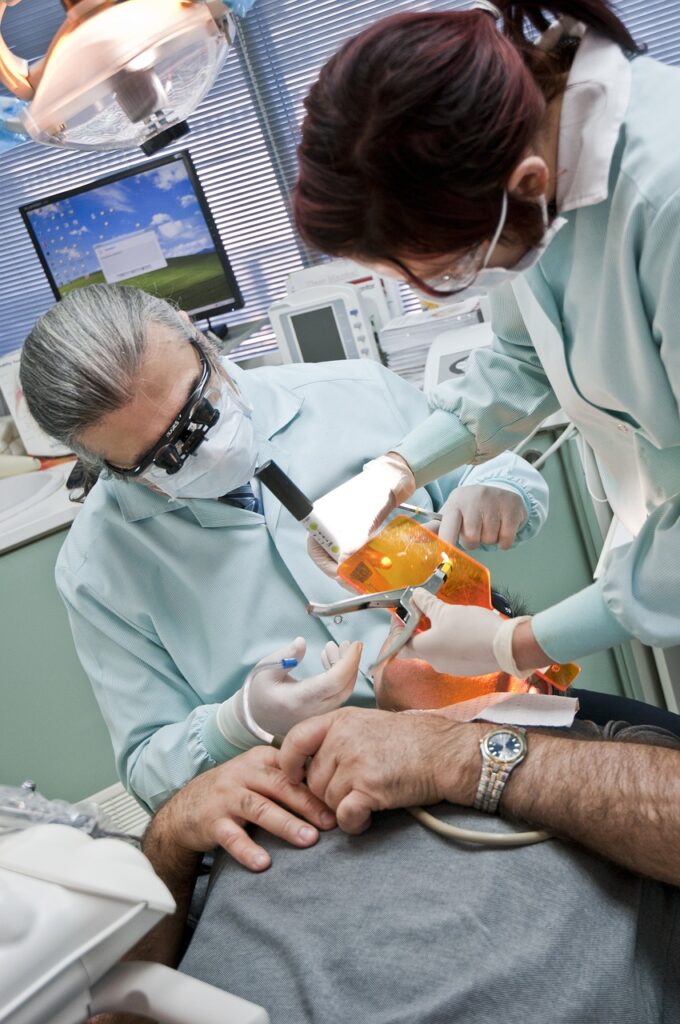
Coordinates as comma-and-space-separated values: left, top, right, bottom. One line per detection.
502, 725, 680, 886
281, 708, 680, 887
88, 746, 335, 1024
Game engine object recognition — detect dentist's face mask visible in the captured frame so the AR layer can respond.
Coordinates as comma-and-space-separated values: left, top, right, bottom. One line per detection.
104, 336, 259, 500
142, 383, 259, 500
417, 191, 566, 305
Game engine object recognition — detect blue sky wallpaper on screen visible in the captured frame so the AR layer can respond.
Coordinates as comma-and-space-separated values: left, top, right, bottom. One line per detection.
25, 160, 214, 288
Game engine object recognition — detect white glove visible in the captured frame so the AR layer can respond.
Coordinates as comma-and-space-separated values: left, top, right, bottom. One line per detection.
433, 484, 527, 550
217, 637, 363, 744
308, 453, 416, 579
402, 589, 533, 679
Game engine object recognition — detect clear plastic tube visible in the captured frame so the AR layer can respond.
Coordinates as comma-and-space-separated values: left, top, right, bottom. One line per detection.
0, 780, 138, 843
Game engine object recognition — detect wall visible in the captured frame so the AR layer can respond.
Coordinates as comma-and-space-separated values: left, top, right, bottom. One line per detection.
0, 529, 117, 802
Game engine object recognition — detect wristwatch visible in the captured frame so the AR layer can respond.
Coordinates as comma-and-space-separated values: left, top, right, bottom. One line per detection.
474, 727, 528, 814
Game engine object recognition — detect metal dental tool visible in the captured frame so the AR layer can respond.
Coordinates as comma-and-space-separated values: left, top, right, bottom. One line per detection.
307, 558, 453, 673
398, 503, 443, 522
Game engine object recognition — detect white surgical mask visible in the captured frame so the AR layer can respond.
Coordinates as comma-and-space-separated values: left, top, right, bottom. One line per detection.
420, 191, 566, 305
142, 383, 259, 500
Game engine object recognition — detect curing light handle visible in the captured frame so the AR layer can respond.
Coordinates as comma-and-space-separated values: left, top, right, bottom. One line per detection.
256, 460, 313, 521
255, 459, 343, 562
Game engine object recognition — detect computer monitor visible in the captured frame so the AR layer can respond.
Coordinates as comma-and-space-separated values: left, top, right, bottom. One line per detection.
20, 151, 243, 322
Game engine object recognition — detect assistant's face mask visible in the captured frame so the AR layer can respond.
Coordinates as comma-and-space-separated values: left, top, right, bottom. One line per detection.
142, 382, 259, 500
418, 191, 566, 305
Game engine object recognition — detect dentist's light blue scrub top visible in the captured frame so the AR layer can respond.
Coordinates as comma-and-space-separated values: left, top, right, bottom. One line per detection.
396, 33, 680, 665
56, 360, 547, 813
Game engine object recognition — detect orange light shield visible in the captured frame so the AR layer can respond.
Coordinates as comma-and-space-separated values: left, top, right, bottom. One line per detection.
339, 516, 579, 691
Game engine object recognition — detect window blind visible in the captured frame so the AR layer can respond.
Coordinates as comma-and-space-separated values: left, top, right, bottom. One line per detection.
1, 1, 679, 363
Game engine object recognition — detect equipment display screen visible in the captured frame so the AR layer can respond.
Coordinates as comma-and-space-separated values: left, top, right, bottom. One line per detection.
20, 151, 243, 320
290, 306, 346, 362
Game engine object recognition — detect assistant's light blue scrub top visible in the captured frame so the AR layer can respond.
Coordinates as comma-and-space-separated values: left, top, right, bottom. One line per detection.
56, 359, 547, 811
396, 34, 680, 665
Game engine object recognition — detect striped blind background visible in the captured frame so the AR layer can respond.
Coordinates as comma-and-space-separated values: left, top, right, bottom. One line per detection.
0, 0, 679, 363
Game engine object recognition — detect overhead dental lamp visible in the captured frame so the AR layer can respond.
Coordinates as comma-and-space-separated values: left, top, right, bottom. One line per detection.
0, 0, 237, 153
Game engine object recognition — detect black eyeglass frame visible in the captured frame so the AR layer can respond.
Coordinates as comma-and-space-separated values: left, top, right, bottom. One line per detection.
104, 337, 219, 478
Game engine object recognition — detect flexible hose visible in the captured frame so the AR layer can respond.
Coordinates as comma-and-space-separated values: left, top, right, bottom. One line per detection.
407, 805, 552, 847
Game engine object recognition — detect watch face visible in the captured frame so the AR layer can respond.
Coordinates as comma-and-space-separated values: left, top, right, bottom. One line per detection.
484, 730, 525, 763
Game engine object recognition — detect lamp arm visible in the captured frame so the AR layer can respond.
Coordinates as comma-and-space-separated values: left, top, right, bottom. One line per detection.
0, 0, 39, 99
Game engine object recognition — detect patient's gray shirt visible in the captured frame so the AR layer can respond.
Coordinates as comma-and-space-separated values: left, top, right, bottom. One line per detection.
180, 724, 680, 1023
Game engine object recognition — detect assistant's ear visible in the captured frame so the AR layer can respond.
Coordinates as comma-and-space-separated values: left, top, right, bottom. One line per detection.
507, 156, 550, 200
177, 310, 192, 326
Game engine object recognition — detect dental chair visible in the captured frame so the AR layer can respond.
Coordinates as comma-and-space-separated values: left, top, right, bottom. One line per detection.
0, 825, 269, 1024
572, 687, 680, 738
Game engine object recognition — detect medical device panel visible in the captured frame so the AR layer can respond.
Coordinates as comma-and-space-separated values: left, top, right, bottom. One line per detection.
286, 258, 403, 332
268, 284, 380, 364
20, 150, 243, 322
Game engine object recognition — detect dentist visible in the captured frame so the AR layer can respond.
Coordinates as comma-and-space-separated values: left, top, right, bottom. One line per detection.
293, 1, 680, 680
19, 284, 548, 816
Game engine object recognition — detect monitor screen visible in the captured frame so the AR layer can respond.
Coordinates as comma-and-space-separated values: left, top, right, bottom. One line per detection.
290, 307, 346, 362
20, 151, 243, 320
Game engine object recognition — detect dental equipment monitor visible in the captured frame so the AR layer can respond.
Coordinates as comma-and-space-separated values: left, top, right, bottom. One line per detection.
20, 151, 243, 323
269, 284, 381, 364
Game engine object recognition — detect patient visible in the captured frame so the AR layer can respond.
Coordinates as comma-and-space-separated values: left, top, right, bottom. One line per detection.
91, 627, 680, 1024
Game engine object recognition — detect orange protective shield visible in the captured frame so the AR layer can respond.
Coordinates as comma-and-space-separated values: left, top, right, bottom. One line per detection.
339, 516, 579, 693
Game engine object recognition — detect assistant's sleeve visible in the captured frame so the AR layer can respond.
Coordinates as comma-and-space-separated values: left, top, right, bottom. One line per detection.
457, 450, 550, 545
530, 502, 680, 664
532, 194, 680, 663
56, 566, 256, 813
393, 283, 561, 486
374, 359, 549, 543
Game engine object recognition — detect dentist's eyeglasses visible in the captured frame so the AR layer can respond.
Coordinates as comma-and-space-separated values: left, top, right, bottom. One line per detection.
104, 337, 221, 478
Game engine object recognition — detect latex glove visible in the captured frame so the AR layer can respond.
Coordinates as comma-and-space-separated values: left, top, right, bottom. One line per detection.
308, 453, 416, 579
433, 485, 527, 550
402, 589, 508, 677
243, 637, 362, 739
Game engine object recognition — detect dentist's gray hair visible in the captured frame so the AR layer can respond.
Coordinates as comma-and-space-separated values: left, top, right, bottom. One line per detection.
19, 284, 217, 472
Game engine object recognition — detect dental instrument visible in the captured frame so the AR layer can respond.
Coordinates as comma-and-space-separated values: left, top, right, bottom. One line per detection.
255, 460, 345, 561
398, 503, 443, 522
242, 657, 299, 745
307, 560, 454, 673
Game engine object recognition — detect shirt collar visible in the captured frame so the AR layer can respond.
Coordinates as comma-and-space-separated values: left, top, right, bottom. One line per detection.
555, 29, 632, 213
109, 360, 303, 525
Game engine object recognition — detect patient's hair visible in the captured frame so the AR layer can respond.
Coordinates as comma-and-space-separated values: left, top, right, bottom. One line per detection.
20, 284, 220, 493
492, 589, 529, 619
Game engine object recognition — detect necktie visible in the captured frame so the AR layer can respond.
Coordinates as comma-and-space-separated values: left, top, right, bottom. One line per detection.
218, 483, 262, 514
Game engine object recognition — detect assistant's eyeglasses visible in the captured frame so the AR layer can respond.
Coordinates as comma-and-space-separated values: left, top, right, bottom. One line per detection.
104, 336, 221, 478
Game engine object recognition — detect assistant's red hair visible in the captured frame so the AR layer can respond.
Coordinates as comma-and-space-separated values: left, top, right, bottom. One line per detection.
293, 4, 641, 269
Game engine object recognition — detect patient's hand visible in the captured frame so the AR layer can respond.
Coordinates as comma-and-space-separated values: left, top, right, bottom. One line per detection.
280, 707, 486, 834
157, 746, 336, 872
436, 484, 527, 550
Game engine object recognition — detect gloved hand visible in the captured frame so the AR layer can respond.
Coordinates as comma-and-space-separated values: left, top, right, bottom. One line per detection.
221, 637, 363, 743
431, 484, 527, 550
401, 589, 532, 678
308, 453, 416, 579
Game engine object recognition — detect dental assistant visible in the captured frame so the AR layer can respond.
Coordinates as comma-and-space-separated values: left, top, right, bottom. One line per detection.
293, 1, 680, 677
